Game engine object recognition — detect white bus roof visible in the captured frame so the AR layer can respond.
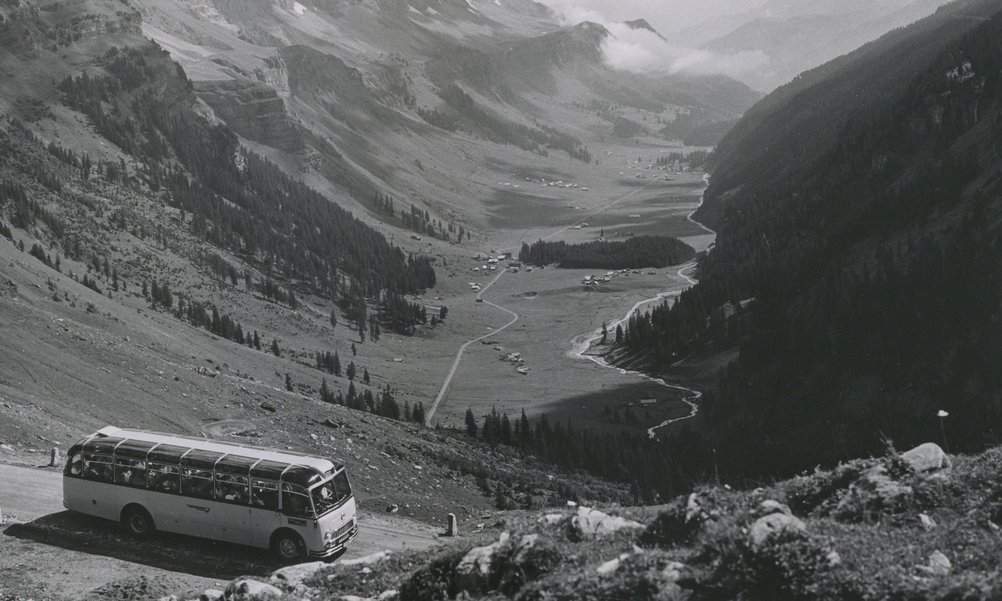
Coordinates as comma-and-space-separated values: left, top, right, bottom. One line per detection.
87, 426, 337, 474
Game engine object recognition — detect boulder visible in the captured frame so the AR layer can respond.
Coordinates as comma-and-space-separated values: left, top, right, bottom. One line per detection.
571, 507, 643, 539
661, 560, 686, 582
341, 550, 392, 567
919, 513, 937, 531
902, 443, 951, 474
596, 556, 624, 576
200, 591, 225, 601
270, 561, 327, 590
224, 579, 282, 601
754, 500, 792, 518
538, 513, 564, 526
455, 532, 509, 593
685, 493, 706, 524
749, 513, 807, 548
917, 550, 952, 577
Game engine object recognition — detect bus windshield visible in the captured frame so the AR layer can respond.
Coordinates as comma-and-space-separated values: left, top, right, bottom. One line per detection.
311, 470, 352, 515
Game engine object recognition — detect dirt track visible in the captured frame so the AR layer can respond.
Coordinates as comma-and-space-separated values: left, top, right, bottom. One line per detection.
0, 463, 438, 600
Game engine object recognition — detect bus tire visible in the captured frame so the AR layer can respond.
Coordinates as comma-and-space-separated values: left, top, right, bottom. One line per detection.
121, 504, 155, 538
271, 529, 306, 564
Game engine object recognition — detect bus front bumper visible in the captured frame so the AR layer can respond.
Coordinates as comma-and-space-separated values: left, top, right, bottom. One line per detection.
311, 524, 359, 559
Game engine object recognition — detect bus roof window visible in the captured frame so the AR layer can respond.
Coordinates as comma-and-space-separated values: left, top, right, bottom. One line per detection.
250, 459, 289, 480
216, 454, 257, 475
148, 444, 188, 464
83, 437, 124, 455
283, 466, 324, 488
181, 449, 225, 470
115, 440, 157, 459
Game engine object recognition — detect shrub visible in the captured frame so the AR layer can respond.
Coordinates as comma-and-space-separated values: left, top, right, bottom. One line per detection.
640, 496, 704, 548
517, 551, 684, 601
494, 536, 562, 596
399, 548, 468, 601
694, 516, 840, 601
783, 461, 869, 516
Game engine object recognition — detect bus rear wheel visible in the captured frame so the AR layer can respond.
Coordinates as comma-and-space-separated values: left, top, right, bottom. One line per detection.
271, 530, 306, 564
121, 505, 155, 538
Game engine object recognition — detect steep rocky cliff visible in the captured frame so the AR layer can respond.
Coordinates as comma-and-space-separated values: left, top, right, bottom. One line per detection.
196, 79, 304, 152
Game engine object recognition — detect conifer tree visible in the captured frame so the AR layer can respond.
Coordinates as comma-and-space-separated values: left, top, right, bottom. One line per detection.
465, 408, 478, 438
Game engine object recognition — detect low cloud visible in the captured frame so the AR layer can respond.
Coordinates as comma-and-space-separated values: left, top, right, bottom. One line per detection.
537, 0, 770, 80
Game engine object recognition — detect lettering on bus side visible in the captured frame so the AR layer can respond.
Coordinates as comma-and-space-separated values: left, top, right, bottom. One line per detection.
287, 518, 307, 526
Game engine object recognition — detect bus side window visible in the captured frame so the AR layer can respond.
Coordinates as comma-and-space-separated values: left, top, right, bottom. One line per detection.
251, 479, 279, 510
82, 454, 114, 483
64, 453, 83, 477
115, 457, 147, 488
215, 473, 249, 504
148, 463, 180, 493
181, 468, 214, 499
281, 484, 311, 518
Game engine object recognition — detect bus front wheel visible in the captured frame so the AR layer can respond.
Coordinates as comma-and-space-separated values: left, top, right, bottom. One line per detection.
271, 530, 306, 563
121, 505, 155, 538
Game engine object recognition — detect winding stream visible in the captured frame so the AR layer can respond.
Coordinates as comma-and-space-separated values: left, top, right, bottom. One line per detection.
568, 175, 716, 439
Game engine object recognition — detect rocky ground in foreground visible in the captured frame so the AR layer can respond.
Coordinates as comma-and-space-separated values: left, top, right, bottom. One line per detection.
155, 441, 1002, 601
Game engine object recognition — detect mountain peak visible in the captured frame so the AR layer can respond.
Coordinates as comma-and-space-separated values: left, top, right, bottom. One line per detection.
623, 18, 667, 42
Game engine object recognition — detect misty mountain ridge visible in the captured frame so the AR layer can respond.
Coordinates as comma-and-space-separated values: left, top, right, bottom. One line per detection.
666, 0, 954, 91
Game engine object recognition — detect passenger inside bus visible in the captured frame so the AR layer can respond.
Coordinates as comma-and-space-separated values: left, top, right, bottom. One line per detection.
252, 481, 279, 510
216, 476, 249, 504
84, 461, 113, 482
149, 467, 178, 493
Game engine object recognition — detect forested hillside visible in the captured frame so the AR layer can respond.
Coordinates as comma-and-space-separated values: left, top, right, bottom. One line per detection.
618, 0, 1002, 479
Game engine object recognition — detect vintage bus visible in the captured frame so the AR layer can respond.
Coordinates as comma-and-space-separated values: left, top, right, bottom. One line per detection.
63, 426, 357, 562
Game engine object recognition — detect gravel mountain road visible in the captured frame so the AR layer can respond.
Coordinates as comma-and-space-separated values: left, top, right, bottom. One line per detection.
0, 463, 438, 599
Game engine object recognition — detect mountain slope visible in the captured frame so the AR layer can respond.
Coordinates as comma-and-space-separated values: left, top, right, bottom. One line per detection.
133, 0, 760, 232
618, 0, 1002, 477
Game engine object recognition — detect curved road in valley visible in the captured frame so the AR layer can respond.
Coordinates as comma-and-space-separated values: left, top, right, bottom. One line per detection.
425, 270, 520, 425
428, 181, 658, 424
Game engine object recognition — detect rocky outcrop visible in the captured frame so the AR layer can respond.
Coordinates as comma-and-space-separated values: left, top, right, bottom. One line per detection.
570, 506, 644, 540
223, 578, 282, 600
0, 279, 17, 298
455, 532, 510, 594
749, 512, 807, 548
196, 80, 304, 152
